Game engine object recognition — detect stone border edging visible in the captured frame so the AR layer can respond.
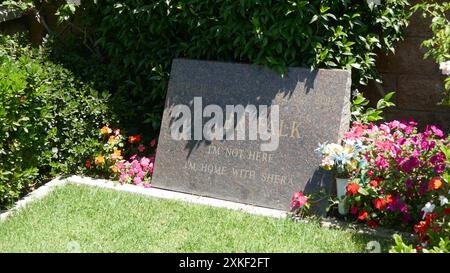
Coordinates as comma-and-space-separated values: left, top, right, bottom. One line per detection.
0, 175, 415, 241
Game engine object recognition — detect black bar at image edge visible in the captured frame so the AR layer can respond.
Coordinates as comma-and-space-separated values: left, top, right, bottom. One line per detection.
0, 253, 441, 271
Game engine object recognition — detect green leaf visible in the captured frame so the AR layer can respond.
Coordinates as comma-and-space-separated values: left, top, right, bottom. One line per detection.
358, 188, 369, 196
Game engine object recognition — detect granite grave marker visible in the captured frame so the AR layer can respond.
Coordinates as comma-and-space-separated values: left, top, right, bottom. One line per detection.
153, 59, 351, 210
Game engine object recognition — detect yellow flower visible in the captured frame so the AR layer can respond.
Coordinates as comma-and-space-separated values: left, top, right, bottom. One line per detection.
346, 159, 358, 172
343, 144, 355, 154
100, 126, 112, 135
108, 135, 116, 144
111, 148, 122, 161
110, 165, 119, 173
95, 155, 105, 166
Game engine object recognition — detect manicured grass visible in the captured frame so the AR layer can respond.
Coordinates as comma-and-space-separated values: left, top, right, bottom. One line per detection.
0, 184, 389, 252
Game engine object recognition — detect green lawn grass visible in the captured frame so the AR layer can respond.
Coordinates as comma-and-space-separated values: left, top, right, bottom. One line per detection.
0, 184, 389, 252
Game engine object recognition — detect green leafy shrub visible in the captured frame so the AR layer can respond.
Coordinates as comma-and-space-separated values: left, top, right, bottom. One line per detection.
390, 234, 450, 253
351, 91, 396, 123
48, 0, 410, 133
412, 2, 450, 105
0, 35, 116, 209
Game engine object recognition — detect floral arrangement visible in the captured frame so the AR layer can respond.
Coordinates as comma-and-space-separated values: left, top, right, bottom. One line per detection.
85, 125, 157, 187
315, 139, 367, 179
338, 120, 449, 251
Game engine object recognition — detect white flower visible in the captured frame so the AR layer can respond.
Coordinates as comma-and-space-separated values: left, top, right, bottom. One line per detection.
421, 202, 435, 219
324, 143, 343, 155
439, 196, 449, 206
321, 156, 334, 167
439, 61, 450, 76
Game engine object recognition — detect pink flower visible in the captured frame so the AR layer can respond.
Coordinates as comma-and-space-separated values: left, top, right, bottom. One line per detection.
375, 156, 389, 169
366, 124, 379, 134
396, 137, 406, 145
140, 157, 150, 167
138, 171, 146, 179
149, 162, 154, 173
430, 152, 445, 165
138, 144, 145, 152
390, 147, 401, 158
375, 140, 394, 152
133, 176, 142, 185
116, 161, 124, 170
379, 124, 391, 133
435, 164, 445, 173
350, 206, 359, 214
428, 125, 444, 138
420, 140, 431, 151
404, 125, 415, 135
290, 192, 308, 209
144, 183, 152, 188
132, 160, 140, 169
388, 120, 401, 129
130, 154, 138, 160
400, 156, 420, 173
408, 119, 418, 126
344, 123, 366, 139
119, 173, 128, 183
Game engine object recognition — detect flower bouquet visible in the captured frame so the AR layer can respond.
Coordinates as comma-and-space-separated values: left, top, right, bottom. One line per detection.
316, 138, 367, 179
316, 139, 367, 214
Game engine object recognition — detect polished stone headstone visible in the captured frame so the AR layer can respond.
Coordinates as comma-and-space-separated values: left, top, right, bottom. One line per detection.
153, 59, 351, 210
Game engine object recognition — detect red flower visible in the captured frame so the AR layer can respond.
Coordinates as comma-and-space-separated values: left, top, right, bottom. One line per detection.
358, 210, 368, 221
150, 138, 157, 148
290, 192, 308, 209
425, 213, 438, 225
128, 134, 142, 144
369, 180, 378, 188
413, 221, 428, 235
350, 206, 359, 215
386, 194, 394, 204
415, 245, 423, 252
346, 183, 360, 196
444, 208, 450, 215
428, 177, 443, 191
85, 160, 91, 169
373, 198, 386, 210
367, 220, 379, 229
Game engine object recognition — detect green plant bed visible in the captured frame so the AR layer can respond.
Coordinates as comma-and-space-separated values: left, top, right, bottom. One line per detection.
0, 184, 390, 253
0, 34, 117, 209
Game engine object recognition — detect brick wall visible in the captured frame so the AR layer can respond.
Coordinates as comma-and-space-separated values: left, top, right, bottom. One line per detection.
363, 0, 450, 132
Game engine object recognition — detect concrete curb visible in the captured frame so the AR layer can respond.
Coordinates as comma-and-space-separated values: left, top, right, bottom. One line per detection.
0, 176, 66, 221
0, 175, 415, 241
67, 175, 288, 218
0, 176, 287, 221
